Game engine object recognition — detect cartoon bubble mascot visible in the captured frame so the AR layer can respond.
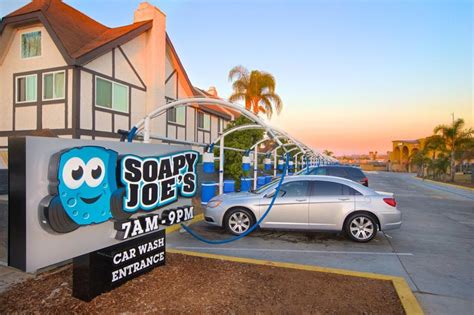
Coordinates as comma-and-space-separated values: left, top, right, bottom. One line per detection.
40, 146, 120, 233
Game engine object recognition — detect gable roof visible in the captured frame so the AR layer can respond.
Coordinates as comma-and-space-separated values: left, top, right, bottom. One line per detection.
1, 0, 151, 65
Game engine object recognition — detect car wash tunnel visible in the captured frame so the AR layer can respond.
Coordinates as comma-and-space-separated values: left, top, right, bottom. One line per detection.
121, 98, 337, 207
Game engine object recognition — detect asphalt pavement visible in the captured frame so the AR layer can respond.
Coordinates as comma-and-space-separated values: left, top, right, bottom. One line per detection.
168, 172, 474, 315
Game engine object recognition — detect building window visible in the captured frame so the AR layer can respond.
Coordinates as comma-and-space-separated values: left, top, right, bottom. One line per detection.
16, 74, 37, 103
43, 71, 65, 100
168, 106, 185, 125
21, 31, 41, 59
218, 118, 225, 134
95, 77, 129, 113
197, 112, 210, 130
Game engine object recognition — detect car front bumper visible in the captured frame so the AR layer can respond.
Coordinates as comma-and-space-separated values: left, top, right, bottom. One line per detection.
203, 205, 225, 227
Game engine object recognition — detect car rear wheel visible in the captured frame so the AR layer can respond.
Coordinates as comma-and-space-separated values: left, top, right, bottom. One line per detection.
224, 208, 255, 236
345, 213, 377, 242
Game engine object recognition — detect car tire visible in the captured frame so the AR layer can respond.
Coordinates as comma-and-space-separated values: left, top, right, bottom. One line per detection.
224, 208, 255, 236
110, 187, 133, 221
344, 213, 377, 243
40, 195, 80, 234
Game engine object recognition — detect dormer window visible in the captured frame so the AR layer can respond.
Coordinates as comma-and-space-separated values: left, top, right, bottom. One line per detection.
21, 31, 41, 59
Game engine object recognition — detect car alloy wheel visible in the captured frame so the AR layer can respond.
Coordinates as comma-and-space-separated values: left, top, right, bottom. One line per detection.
347, 215, 376, 242
228, 212, 251, 234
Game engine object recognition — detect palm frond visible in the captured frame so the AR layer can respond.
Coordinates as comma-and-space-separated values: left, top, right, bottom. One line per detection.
228, 65, 249, 82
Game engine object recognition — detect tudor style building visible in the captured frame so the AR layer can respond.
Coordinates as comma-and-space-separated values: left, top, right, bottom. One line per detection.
0, 0, 238, 152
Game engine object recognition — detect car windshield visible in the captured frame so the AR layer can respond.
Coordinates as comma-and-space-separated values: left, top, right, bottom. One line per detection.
253, 178, 280, 194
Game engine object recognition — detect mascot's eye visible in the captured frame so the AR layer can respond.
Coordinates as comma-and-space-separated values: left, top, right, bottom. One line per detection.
72, 166, 84, 180
85, 158, 106, 187
91, 165, 102, 179
62, 157, 86, 189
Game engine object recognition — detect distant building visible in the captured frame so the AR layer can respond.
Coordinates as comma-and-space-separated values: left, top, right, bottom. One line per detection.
387, 140, 422, 172
0, 0, 239, 154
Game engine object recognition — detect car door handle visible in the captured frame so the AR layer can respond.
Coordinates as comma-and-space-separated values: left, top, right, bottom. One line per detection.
296, 199, 307, 202
338, 198, 350, 201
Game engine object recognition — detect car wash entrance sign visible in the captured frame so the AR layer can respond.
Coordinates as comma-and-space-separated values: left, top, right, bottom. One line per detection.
8, 137, 198, 301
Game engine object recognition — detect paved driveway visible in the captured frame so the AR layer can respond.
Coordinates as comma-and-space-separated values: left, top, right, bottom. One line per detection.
168, 172, 474, 314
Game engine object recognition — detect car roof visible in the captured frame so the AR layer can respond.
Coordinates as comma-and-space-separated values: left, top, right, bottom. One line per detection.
317, 165, 362, 170
283, 175, 373, 193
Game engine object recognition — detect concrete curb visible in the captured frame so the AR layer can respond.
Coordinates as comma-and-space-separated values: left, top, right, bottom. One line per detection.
165, 213, 204, 235
413, 176, 474, 192
167, 215, 423, 314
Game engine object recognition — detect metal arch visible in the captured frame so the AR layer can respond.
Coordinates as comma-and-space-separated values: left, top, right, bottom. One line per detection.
249, 135, 289, 151
131, 98, 282, 145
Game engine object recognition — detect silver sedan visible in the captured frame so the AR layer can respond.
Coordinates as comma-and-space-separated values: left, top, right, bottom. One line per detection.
204, 175, 401, 242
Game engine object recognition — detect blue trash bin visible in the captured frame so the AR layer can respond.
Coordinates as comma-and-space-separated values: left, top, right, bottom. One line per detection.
242, 155, 251, 172
223, 179, 235, 193
257, 176, 266, 188
277, 159, 285, 171
264, 158, 272, 171
201, 181, 217, 204
240, 177, 253, 192
202, 152, 215, 173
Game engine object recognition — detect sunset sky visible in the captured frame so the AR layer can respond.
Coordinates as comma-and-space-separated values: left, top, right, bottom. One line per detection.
1, 0, 471, 155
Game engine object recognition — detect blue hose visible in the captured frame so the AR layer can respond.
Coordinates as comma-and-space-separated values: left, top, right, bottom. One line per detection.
180, 154, 290, 244
127, 126, 138, 143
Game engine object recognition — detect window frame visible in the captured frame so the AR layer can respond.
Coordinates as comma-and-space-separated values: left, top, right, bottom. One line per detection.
42, 70, 66, 101
279, 180, 311, 198
15, 74, 38, 104
310, 180, 345, 197
20, 30, 42, 59
197, 111, 211, 131
94, 76, 129, 114
168, 106, 186, 126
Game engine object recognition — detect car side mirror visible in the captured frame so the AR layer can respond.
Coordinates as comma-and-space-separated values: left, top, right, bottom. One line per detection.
264, 191, 275, 198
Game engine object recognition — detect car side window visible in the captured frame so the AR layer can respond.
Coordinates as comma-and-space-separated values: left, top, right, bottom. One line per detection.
345, 168, 365, 180
326, 167, 348, 177
342, 184, 362, 196
311, 181, 344, 196
279, 181, 309, 198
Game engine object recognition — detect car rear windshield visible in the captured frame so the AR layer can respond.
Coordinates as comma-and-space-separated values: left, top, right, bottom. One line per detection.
345, 167, 365, 180
326, 167, 347, 177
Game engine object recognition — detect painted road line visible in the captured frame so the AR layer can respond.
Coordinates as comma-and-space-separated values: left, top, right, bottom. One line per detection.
172, 246, 414, 256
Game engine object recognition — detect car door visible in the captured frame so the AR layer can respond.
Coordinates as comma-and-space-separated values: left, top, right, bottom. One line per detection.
260, 180, 310, 229
308, 180, 356, 231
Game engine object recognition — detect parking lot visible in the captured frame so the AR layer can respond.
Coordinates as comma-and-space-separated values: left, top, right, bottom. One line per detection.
168, 172, 474, 314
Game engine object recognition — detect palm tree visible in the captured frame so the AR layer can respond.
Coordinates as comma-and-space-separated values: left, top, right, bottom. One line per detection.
433, 118, 473, 181
323, 149, 334, 157
228, 65, 283, 119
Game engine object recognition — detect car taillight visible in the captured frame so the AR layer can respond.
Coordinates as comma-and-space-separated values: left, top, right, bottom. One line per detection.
360, 177, 368, 186
383, 198, 397, 207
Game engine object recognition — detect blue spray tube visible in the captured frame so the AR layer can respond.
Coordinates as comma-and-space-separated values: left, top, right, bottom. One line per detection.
180, 153, 290, 244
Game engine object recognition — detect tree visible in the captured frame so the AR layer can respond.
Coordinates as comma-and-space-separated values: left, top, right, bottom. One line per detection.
215, 116, 265, 185
228, 65, 283, 119
433, 118, 473, 181
323, 150, 334, 157
409, 149, 430, 178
